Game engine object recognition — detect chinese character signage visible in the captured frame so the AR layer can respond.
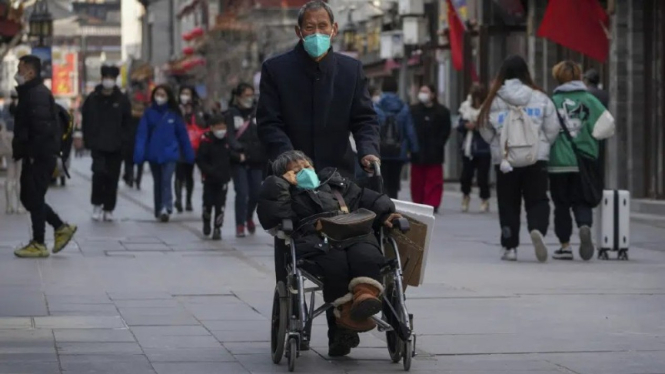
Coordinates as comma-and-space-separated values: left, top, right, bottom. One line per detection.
52, 50, 77, 97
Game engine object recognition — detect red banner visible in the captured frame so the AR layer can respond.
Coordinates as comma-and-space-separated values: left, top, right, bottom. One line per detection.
52, 52, 77, 96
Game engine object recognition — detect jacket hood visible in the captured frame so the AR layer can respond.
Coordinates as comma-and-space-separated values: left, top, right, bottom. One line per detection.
377, 93, 405, 113
497, 79, 534, 107
553, 80, 588, 93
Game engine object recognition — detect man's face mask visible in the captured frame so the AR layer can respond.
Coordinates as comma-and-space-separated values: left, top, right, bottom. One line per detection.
302, 33, 331, 59
296, 168, 320, 190
213, 129, 227, 139
102, 79, 116, 89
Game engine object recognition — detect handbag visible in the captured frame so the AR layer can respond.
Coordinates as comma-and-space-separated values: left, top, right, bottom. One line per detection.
555, 108, 603, 207
318, 189, 376, 242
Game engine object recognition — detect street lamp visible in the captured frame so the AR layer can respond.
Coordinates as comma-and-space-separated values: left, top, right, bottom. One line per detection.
342, 9, 357, 52
29, 0, 53, 46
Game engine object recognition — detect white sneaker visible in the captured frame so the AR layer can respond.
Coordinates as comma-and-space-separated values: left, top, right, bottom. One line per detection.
103, 211, 114, 222
501, 248, 517, 261
530, 230, 548, 262
92, 206, 103, 221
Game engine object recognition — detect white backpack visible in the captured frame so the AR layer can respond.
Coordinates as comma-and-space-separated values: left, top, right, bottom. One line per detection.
500, 105, 539, 168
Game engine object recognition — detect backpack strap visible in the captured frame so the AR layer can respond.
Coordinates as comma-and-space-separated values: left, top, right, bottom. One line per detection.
331, 189, 349, 214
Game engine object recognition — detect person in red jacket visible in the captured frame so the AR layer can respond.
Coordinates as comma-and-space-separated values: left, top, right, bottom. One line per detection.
175, 85, 206, 212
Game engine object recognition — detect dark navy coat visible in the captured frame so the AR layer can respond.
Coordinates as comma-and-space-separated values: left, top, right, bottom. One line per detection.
256, 43, 379, 178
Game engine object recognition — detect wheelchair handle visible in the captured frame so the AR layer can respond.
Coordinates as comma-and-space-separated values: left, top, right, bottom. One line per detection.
371, 160, 382, 177
281, 219, 294, 235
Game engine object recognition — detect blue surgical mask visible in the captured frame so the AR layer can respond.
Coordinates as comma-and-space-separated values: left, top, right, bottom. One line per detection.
296, 168, 320, 190
302, 33, 331, 59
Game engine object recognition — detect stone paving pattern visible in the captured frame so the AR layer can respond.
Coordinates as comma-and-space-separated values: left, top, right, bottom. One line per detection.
0, 157, 664, 373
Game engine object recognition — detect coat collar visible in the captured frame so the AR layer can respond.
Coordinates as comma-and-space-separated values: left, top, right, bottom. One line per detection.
294, 41, 335, 75
16, 77, 43, 95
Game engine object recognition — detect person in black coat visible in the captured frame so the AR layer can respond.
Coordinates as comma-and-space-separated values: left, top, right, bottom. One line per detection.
226, 82, 266, 238
196, 114, 240, 240
256, 2, 380, 179
81, 65, 132, 221
257, 150, 401, 357
12, 55, 77, 258
409, 84, 451, 212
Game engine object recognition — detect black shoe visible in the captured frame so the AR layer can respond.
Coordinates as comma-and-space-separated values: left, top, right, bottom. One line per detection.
203, 217, 212, 236
175, 201, 183, 213
185, 201, 193, 212
433, 207, 439, 214
212, 228, 221, 241
552, 247, 573, 260
159, 212, 170, 223
328, 329, 359, 357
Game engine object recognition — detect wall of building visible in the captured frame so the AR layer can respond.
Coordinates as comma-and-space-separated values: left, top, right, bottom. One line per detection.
121, 0, 144, 61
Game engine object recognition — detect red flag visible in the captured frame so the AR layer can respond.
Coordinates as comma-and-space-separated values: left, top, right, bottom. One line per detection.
446, 0, 465, 71
537, 0, 609, 62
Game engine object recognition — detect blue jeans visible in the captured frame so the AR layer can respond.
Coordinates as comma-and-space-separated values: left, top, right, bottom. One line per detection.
233, 165, 263, 226
149, 162, 176, 217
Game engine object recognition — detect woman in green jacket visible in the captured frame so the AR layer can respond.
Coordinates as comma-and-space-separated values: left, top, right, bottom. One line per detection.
549, 61, 615, 261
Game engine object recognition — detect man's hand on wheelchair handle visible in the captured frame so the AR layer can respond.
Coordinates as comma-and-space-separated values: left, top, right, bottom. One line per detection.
383, 213, 402, 228
361, 154, 380, 172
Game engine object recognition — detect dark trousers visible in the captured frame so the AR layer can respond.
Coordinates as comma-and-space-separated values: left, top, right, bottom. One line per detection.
20, 157, 64, 244
460, 154, 491, 200
382, 160, 404, 199
233, 165, 263, 226
91, 151, 123, 211
202, 182, 228, 228
549, 173, 593, 244
123, 158, 144, 187
175, 162, 195, 206
304, 239, 384, 341
495, 161, 550, 249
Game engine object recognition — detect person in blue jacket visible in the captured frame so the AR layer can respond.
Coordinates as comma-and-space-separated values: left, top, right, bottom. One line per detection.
374, 76, 419, 199
134, 85, 194, 222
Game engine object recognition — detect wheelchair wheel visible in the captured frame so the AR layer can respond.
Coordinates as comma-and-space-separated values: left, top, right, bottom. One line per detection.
287, 337, 298, 372
403, 339, 412, 371
384, 280, 404, 363
271, 282, 288, 364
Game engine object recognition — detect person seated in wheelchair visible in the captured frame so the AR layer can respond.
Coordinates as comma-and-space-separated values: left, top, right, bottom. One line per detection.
258, 150, 401, 356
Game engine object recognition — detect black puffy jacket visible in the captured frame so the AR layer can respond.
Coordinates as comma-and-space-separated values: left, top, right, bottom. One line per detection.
13, 78, 60, 160
196, 132, 240, 184
257, 168, 395, 258
81, 85, 132, 153
225, 105, 266, 167
410, 102, 452, 165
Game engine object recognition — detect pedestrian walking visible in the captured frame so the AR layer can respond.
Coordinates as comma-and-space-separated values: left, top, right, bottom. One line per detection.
478, 55, 560, 262
196, 115, 240, 240
256, 0, 381, 357
1, 91, 25, 214
134, 85, 194, 222
175, 85, 206, 213
123, 81, 150, 189
374, 76, 419, 199
226, 82, 265, 238
410, 84, 451, 213
457, 83, 491, 213
11, 55, 77, 258
583, 68, 609, 183
81, 65, 132, 221
549, 61, 615, 261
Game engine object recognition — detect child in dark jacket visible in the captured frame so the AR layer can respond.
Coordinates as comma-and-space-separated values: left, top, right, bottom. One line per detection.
196, 115, 241, 240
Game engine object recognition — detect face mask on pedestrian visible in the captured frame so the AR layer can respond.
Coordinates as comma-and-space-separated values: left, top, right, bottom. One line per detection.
296, 168, 320, 190
213, 129, 227, 139
14, 73, 26, 85
372, 95, 381, 104
154, 96, 167, 106
418, 92, 431, 104
102, 79, 116, 89
238, 97, 253, 109
302, 33, 331, 59
180, 94, 191, 104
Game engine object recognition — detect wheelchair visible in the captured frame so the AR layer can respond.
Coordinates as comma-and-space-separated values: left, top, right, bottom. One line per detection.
269, 165, 417, 372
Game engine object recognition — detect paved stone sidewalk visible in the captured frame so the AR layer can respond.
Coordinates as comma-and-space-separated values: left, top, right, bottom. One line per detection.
0, 157, 664, 374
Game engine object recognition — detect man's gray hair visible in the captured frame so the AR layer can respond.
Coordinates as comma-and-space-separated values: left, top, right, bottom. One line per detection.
297, 1, 334, 27
272, 150, 313, 176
